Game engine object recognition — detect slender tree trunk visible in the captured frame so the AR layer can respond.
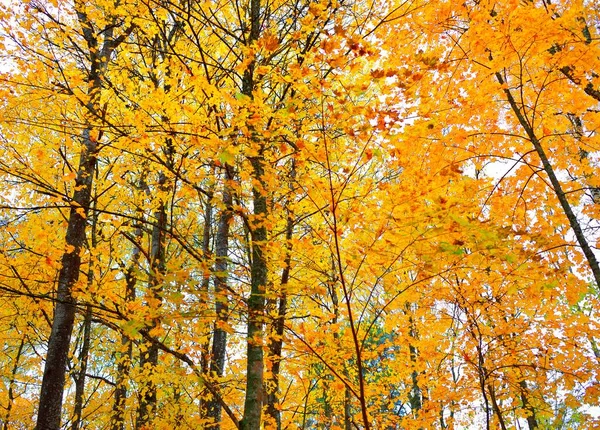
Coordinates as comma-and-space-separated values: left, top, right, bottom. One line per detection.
207, 186, 233, 427
487, 383, 507, 430
72, 198, 99, 430
71, 305, 92, 430
479, 373, 491, 430
409, 344, 422, 410
111, 312, 135, 430
242, 155, 268, 430
135, 19, 180, 422
519, 380, 538, 430
326, 134, 371, 430
406, 308, 422, 414
199, 192, 214, 419
344, 384, 352, 430
136, 172, 169, 428
36, 75, 101, 426
36, 123, 99, 430
3, 336, 24, 430
474, 344, 491, 430
240, 0, 267, 428
496, 72, 600, 288
328, 264, 342, 429
35, 7, 131, 426
111, 220, 140, 430
265, 292, 289, 430
201, 193, 214, 376
266, 161, 295, 430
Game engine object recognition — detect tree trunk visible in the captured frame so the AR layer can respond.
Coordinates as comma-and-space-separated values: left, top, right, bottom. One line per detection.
407, 309, 422, 414
111, 220, 140, 430
496, 72, 600, 289
242, 156, 268, 430
240, 0, 267, 428
328, 263, 342, 429
36, 126, 98, 430
265, 289, 289, 430
344, 384, 352, 430
135, 22, 179, 423
3, 336, 24, 430
199, 191, 214, 419
201, 193, 214, 377
519, 380, 538, 430
111, 315, 134, 430
71, 305, 92, 430
266, 162, 295, 430
72, 199, 98, 430
207, 186, 233, 427
35, 8, 130, 427
136, 172, 169, 428
487, 383, 507, 430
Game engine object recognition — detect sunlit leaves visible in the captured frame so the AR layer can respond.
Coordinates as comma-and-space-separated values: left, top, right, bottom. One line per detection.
0, 0, 598, 428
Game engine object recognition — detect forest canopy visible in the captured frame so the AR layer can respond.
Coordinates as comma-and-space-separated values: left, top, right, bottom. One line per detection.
0, 0, 599, 429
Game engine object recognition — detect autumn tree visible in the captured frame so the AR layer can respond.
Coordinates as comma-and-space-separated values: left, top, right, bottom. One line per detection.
0, 0, 599, 429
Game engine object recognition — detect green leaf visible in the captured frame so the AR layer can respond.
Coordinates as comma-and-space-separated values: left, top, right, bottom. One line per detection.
219, 150, 235, 164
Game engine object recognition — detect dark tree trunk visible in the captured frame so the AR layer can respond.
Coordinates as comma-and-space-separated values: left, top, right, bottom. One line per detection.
487, 383, 507, 430
265, 292, 288, 430
207, 187, 233, 427
407, 316, 422, 413
242, 156, 268, 430
111, 221, 140, 430
201, 193, 214, 377
344, 384, 352, 430
36, 126, 98, 430
135, 22, 180, 424
497, 72, 600, 289
71, 305, 92, 430
72, 203, 98, 430
35, 9, 131, 427
199, 192, 214, 419
136, 172, 168, 428
110, 314, 135, 430
3, 337, 24, 430
519, 380, 539, 430
266, 193, 294, 430
240, 0, 267, 428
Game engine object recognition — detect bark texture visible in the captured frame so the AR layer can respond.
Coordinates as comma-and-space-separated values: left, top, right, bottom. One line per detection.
207, 187, 233, 427
136, 173, 169, 429
35, 8, 131, 427
497, 72, 600, 289
36, 126, 98, 430
240, 0, 267, 428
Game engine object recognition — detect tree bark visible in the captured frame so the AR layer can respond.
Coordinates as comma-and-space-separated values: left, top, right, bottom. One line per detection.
242, 156, 268, 430
111, 220, 140, 430
136, 172, 169, 428
199, 192, 214, 419
266, 161, 295, 430
519, 380, 539, 430
207, 186, 233, 427
35, 7, 130, 427
135, 22, 180, 424
71, 305, 92, 430
3, 336, 24, 430
72, 200, 98, 430
240, 0, 267, 428
36, 126, 98, 430
201, 193, 214, 377
406, 308, 422, 414
497, 72, 600, 289
487, 383, 507, 430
